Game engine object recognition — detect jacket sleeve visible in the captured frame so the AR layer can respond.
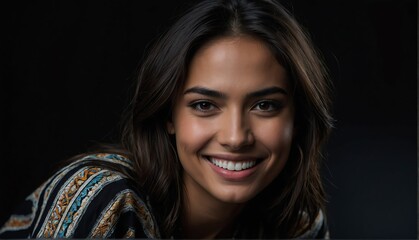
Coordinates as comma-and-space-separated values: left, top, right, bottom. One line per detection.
0, 157, 160, 239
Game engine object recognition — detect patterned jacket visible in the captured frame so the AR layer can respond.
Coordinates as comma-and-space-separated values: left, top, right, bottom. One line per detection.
0, 153, 328, 238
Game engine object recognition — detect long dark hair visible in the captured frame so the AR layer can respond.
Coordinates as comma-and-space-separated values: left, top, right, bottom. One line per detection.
107, 0, 334, 238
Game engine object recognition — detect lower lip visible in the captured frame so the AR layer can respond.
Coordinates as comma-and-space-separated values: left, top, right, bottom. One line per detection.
206, 158, 260, 181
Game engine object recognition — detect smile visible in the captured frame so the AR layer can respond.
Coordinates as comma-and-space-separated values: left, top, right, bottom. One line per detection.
206, 157, 259, 171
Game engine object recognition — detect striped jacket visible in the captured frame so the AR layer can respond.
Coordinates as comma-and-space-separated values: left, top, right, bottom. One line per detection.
0, 153, 328, 238
0, 154, 160, 238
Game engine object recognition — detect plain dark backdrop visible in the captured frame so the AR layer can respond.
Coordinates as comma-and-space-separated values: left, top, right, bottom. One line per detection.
0, 0, 416, 238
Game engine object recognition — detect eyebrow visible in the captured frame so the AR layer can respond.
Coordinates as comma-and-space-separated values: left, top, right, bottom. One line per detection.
183, 86, 288, 98
184, 87, 227, 98
246, 86, 288, 98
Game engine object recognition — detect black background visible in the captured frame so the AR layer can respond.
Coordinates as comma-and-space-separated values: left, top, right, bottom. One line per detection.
0, 0, 416, 238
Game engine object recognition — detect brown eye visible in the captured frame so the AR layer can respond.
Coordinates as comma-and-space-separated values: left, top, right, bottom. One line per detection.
253, 100, 282, 112
257, 102, 271, 111
190, 101, 216, 112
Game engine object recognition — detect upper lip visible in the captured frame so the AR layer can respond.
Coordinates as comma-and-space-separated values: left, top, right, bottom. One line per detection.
204, 153, 263, 162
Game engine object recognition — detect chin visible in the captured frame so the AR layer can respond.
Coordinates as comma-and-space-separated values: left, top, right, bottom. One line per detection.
212, 186, 259, 205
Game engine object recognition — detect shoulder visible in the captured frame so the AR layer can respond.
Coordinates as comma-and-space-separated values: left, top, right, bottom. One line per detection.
0, 153, 160, 238
296, 210, 329, 239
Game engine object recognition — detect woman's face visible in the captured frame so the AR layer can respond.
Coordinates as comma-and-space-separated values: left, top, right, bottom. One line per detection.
168, 36, 295, 204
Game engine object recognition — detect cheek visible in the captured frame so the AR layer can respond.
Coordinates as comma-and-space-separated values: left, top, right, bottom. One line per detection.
174, 115, 215, 155
254, 118, 294, 154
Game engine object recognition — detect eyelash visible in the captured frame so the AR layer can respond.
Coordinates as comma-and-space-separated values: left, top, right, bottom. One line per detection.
252, 100, 283, 112
188, 100, 283, 113
188, 100, 218, 112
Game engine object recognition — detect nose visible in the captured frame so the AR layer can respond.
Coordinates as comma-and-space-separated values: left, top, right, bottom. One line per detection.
217, 109, 255, 151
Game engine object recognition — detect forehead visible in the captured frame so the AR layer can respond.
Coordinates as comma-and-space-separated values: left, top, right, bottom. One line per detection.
184, 36, 289, 92
196, 36, 274, 66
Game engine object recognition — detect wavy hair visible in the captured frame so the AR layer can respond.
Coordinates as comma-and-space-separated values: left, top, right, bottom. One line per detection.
119, 0, 333, 237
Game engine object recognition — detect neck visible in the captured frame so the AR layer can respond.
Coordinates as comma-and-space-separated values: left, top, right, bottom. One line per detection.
181, 203, 241, 239
180, 177, 245, 239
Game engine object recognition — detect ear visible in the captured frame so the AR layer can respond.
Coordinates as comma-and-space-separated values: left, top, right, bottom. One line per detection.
166, 121, 175, 134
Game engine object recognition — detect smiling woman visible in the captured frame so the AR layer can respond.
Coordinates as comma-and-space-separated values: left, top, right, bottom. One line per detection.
0, 0, 333, 238
169, 36, 294, 202
169, 37, 296, 238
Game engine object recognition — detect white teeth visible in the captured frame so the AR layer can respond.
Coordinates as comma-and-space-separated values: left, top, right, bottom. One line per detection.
222, 161, 228, 168
227, 162, 235, 170
209, 157, 257, 171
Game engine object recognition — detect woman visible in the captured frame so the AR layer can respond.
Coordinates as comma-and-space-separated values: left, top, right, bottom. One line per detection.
0, 0, 333, 238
